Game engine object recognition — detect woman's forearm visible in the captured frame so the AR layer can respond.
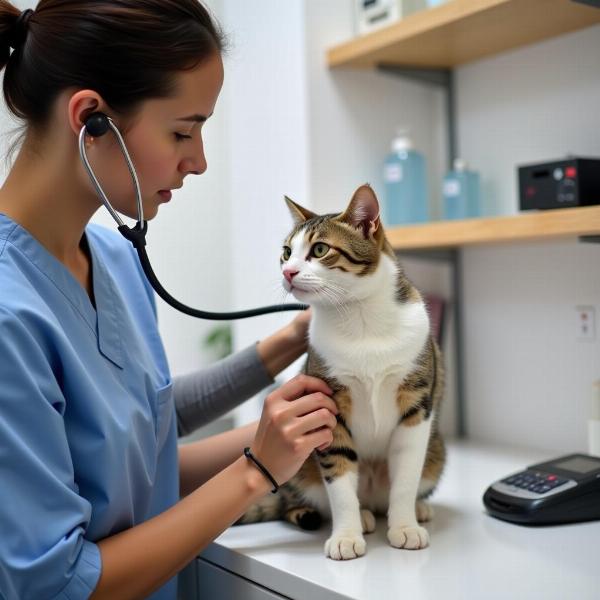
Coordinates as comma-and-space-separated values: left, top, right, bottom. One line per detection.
90, 454, 271, 600
178, 421, 258, 496
256, 323, 307, 379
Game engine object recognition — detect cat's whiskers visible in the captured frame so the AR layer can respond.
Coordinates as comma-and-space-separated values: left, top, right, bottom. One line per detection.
324, 280, 351, 302
270, 276, 300, 307
273, 284, 291, 305
320, 284, 351, 321
316, 281, 352, 320
303, 274, 345, 311
277, 289, 292, 306
317, 286, 348, 321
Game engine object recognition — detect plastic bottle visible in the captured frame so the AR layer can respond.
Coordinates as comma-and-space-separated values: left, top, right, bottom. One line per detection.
442, 158, 481, 220
383, 130, 428, 225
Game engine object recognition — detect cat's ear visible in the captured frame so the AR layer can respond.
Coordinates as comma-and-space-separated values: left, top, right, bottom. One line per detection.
284, 196, 317, 225
340, 184, 380, 239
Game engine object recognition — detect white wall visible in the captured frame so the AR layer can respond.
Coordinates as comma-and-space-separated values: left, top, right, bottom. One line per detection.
457, 24, 600, 453
222, 0, 312, 424
463, 240, 600, 453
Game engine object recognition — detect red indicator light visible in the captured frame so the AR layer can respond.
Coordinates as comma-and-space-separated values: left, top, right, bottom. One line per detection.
565, 166, 577, 178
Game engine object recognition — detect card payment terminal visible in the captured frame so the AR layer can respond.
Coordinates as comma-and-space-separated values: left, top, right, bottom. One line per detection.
483, 453, 600, 525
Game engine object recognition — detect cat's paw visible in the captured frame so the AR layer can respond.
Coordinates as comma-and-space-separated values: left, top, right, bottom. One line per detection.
416, 500, 434, 523
387, 524, 429, 550
360, 509, 376, 534
325, 531, 366, 560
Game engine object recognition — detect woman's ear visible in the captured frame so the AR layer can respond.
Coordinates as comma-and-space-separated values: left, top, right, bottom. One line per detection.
67, 89, 109, 138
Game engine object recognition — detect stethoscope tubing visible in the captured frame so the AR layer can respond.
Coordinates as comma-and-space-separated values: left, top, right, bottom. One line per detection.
79, 113, 308, 320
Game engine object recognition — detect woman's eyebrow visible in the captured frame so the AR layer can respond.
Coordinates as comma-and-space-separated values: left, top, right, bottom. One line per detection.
176, 112, 212, 123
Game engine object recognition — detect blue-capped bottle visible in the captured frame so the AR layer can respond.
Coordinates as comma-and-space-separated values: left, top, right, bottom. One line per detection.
383, 131, 428, 225
442, 158, 481, 220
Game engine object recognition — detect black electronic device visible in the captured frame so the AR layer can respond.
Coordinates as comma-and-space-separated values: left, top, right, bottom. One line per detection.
518, 157, 600, 210
483, 453, 600, 525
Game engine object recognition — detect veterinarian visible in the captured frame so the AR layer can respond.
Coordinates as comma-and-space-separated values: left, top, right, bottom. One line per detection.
0, 2, 338, 598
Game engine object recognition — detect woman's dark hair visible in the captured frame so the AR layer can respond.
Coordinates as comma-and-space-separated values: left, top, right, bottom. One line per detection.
0, 0, 225, 144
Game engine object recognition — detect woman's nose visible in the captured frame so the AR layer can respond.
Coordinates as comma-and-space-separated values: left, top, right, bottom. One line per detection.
180, 140, 207, 175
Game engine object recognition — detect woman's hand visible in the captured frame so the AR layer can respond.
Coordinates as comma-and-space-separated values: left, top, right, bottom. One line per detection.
287, 307, 311, 352
256, 308, 312, 378
249, 374, 338, 486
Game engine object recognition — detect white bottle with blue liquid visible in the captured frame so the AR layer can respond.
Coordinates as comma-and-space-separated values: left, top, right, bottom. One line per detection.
383, 131, 428, 225
442, 158, 481, 220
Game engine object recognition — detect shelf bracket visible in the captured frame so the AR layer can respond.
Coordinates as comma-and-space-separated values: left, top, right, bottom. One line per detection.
571, 0, 600, 8
376, 64, 457, 168
397, 247, 467, 437
579, 235, 600, 243
397, 248, 456, 263
379, 63, 464, 436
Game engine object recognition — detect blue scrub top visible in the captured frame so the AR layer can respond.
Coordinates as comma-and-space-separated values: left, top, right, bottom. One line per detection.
0, 214, 179, 600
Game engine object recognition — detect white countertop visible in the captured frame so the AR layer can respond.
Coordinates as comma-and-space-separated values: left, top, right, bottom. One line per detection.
200, 440, 600, 600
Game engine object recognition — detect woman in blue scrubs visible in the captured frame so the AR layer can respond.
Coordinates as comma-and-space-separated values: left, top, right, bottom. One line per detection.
0, 2, 338, 599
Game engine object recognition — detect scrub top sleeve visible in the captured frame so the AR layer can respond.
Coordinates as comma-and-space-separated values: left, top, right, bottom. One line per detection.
0, 310, 101, 600
173, 343, 274, 437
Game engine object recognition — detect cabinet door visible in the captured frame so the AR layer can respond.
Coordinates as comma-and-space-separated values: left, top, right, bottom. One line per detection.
189, 557, 289, 600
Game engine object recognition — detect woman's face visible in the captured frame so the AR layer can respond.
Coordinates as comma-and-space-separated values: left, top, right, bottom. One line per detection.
90, 52, 224, 221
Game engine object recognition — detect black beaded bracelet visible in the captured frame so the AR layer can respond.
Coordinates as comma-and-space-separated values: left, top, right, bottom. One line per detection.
243, 447, 279, 494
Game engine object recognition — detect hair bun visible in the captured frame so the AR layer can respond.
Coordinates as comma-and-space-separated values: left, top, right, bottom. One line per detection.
8, 9, 34, 51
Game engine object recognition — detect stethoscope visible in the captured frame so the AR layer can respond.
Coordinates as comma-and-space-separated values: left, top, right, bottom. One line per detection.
79, 112, 307, 320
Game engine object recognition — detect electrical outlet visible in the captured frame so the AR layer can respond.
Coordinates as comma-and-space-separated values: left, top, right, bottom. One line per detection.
575, 306, 595, 341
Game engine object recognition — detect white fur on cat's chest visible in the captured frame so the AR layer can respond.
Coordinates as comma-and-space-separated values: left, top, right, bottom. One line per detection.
338, 371, 407, 458
310, 301, 430, 459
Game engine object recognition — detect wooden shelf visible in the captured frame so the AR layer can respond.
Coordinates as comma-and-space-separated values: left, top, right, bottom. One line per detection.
386, 206, 600, 251
327, 0, 600, 69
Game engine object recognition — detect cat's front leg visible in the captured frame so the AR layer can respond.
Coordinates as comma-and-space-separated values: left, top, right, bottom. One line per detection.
387, 418, 432, 550
318, 413, 364, 560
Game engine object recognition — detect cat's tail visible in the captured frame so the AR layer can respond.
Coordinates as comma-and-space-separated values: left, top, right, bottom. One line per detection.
283, 506, 322, 530
234, 493, 282, 525
234, 493, 323, 531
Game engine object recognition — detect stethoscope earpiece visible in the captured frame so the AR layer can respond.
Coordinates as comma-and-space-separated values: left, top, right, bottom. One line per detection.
84, 112, 111, 137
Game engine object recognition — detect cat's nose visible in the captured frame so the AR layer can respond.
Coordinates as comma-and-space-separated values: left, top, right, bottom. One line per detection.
283, 269, 299, 283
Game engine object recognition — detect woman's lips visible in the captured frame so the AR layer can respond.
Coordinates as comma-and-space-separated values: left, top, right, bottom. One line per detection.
158, 190, 172, 202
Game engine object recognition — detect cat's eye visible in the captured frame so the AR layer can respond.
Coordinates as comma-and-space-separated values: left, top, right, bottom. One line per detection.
311, 243, 330, 258
282, 246, 292, 261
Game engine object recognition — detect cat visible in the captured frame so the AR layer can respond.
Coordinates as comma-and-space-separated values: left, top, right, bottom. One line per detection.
237, 183, 445, 560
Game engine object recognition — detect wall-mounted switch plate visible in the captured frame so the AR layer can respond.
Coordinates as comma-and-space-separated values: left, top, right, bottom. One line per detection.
576, 305, 596, 341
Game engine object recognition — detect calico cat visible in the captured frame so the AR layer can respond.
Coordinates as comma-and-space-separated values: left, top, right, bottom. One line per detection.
238, 184, 445, 560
